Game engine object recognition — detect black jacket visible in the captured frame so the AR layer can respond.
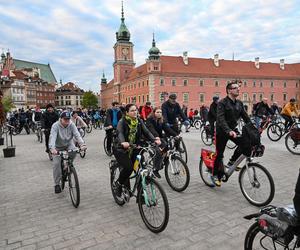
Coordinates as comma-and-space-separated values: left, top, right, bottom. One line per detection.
116, 117, 155, 146
104, 108, 123, 127
41, 111, 59, 130
145, 117, 177, 138
216, 96, 251, 135
208, 102, 218, 121
254, 101, 273, 117
162, 100, 187, 124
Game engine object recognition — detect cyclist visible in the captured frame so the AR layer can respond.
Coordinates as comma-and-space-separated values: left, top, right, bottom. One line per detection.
18, 108, 29, 134
104, 102, 123, 155
270, 102, 280, 115
49, 111, 86, 194
32, 107, 42, 124
162, 94, 189, 135
281, 98, 299, 131
140, 101, 152, 121
145, 107, 178, 178
213, 80, 251, 186
71, 111, 87, 137
113, 104, 161, 197
41, 104, 59, 154
200, 104, 208, 124
253, 97, 273, 129
208, 96, 219, 137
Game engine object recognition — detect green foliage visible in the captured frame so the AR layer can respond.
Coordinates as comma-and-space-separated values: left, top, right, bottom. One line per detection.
2, 96, 15, 113
82, 91, 98, 109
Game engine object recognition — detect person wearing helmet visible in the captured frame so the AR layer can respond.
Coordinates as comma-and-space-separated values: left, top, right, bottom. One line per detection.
208, 96, 219, 138
49, 111, 86, 194
281, 98, 299, 131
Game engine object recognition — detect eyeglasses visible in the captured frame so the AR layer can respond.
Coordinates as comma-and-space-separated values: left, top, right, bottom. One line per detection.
230, 86, 240, 90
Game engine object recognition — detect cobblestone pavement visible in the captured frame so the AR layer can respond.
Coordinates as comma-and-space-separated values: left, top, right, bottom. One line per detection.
0, 128, 299, 250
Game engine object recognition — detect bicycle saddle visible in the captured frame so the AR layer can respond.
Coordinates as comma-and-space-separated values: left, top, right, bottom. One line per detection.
277, 205, 300, 226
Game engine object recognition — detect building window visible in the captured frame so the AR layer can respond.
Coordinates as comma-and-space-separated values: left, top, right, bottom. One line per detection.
142, 95, 145, 103
159, 93, 165, 102
270, 93, 274, 102
160, 78, 164, 86
283, 81, 287, 88
259, 93, 263, 101
244, 81, 247, 87
134, 83, 136, 89
183, 79, 188, 86
270, 81, 274, 88
199, 79, 204, 87
76, 100, 79, 105
283, 93, 287, 101
183, 93, 189, 103
138, 95, 141, 103
172, 79, 176, 86
243, 93, 248, 101
296, 81, 299, 88
253, 93, 256, 102
253, 81, 256, 87
154, 66, 158, 70
147, 80, 149, 86
199, 93, 205, 103
215, 80, 219, 87
260, 81, 263, 87
147, 95, 149, 101
138, 82, 140, 88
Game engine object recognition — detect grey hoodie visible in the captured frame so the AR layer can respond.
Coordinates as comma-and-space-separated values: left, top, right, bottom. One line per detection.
49, 120, 84, 150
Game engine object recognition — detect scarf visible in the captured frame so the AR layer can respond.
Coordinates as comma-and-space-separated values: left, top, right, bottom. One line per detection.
125, 115, 138, 156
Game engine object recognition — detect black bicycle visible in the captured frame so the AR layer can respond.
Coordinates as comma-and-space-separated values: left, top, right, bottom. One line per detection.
58, 149, 81, 208
104, 128, 116, 157
110, 144, 169, 233
244, 205, 300, 249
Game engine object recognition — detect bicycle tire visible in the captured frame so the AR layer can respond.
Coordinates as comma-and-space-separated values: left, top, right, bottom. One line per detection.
201, 129, 213, 146
110, 162, 125, 206
164, 155, 190, 192
104, 136, 113, 156
69, 166, 80, 208
285, 132, 300, 155
178, 139, 188, 163
199, 158, 215, 188
239, 163, 275, 207
267, 124, 282, 141
79, 150, 86, 158
138, 178, 169, 233
194, 120, 201, 130
93, 122, 98, 129
86, 124, 92, 133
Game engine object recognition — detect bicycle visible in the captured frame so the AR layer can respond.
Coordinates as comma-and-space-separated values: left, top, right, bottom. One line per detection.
186, 117, 202, 130
57, 148, 81, 208
109, 144, 169, 233
199, 143, 275, 206
244, 205, 300, 249
285, 122, 300, 155
104, 128, 117, 157
267, 117, 300, 142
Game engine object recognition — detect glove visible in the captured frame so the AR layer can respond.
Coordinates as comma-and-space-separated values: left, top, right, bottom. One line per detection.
183, 120, 190, 126
80, 144, 87, 151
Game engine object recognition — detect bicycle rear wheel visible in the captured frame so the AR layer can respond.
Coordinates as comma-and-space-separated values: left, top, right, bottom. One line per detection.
86, 124, 92, 133
68, 166, 80, 208
138, 178, 169, 233
285, 132, 300, 155
239, 163, 275, 206
199, 158, 215, 187
110, 161, 125, 206
267, 124, 282, 141
104, 135, 113, 156
201, 129, 213, 146
164, 155, 190, 192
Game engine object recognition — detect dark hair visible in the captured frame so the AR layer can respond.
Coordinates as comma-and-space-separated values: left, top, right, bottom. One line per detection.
149, 107, 164, 124
71, 111, 77, 116
146, 101, 151, 106
112, 101, 119, 107
290, 98, 296, 103
125, 103, 136, 113
226, 80, 241, 94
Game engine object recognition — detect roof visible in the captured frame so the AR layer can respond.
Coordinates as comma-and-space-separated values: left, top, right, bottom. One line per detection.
126, 64, 147, 81
57, 82, 83, 92
13, 59, 57, 83
160, 56, 300, 79
10, 70, 27, 79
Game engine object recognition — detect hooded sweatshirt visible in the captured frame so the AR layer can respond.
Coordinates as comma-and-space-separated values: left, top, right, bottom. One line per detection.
49, 120, 84, 150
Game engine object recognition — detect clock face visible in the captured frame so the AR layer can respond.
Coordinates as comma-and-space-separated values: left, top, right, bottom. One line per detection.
122, 48, 128, 55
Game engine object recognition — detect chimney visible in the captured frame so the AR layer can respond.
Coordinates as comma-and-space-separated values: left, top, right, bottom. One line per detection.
280, 59, 285, 70
183, 51, 188, 65
255, 57, 260, 69
214, 54, 219, 67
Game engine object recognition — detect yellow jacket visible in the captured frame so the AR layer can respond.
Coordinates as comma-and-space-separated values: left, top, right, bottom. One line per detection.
281, 103, 299, 117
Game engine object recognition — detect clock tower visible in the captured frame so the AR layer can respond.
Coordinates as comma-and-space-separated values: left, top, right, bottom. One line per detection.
113, 2, 135, 102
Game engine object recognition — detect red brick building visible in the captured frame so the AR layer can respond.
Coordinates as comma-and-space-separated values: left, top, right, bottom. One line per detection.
101, 7, 300, 110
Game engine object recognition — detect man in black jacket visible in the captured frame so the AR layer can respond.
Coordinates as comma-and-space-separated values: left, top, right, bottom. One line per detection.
213, 80, 251, 186
253, 98, 273, 129
41, 104, 59, 153
208, 96, 219, 137
104, 102, 123, 154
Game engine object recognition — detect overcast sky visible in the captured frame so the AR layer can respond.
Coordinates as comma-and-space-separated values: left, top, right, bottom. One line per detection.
0, 0, 299, 92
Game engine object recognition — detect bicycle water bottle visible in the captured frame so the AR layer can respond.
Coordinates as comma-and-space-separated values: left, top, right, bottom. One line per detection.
133, 154, 141, 172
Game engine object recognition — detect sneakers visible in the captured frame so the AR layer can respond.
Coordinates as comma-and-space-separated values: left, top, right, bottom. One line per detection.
54, 185, 62, 194
114, 181, 122, 198
210, 175, 222, 187
153, 169, 161, 179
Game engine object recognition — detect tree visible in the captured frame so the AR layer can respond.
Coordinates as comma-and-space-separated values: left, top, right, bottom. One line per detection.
82, 91, 98, 109
2, 96, 15, 114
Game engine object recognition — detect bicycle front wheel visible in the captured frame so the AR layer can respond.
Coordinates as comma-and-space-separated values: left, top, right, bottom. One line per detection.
110, 161, 125, 206
104, 136, 113, 156
86, 124, 92, 133
79, 150, 86, 158
239, 163, 274, 206
201, 129, 213, 146
68, 166, 80, 208
267, 124, 282, 141
138, 178, 169, 233
285, 132, 300, 155
194, 120, 201, 130
199, 158, 215, 188
165, 155, 190, 192
178, 138, 188, 163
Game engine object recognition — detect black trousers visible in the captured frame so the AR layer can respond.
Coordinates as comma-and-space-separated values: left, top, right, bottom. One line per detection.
293, 169, 300, 216
106, 128, 114, 151
213, 132, 243, 178
208, 119, 215, 137
282, 114, 293, 130
44, 129, 50, 151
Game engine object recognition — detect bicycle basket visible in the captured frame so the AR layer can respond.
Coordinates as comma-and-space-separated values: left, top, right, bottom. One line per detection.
201, 148, 216, 169
290, 127, 300, 141
258, 214, 289, 238
251, 144, 265, 157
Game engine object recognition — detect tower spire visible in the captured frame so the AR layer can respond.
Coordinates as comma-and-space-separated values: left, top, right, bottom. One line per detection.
121, 1, 124, 21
